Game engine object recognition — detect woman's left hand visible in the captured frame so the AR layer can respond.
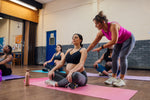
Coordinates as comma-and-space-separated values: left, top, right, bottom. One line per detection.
67, 72, 73, 83
92, 47, 102, 52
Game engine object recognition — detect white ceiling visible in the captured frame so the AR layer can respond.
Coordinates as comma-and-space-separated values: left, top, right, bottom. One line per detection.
35, 0, 54, 4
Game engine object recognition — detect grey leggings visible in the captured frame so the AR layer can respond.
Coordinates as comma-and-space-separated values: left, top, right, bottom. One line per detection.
112, 34, 135, 75
52, 71, 87, 87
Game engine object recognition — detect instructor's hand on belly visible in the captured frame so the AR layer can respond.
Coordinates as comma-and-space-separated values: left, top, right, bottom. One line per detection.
67, 72, 73, 83
48, 70, 55, 80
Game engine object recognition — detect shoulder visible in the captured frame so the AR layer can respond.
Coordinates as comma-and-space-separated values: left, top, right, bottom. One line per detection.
60, 52, 65, 55
110, 22, 120, 29
7, 54, 13, 60
80, 48, 87, 53
66, 48, 72, 53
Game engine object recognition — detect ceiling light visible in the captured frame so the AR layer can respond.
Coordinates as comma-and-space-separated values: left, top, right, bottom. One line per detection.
0, 17, 3, 19
10, 0, 37, 10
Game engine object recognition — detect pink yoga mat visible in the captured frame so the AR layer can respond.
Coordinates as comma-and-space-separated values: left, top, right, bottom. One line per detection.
29, 77, 137, 100
87, 72, 150, 81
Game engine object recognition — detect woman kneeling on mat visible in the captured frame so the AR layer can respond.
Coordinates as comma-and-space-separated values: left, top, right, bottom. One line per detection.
87, 11, 135, 87
43, 44, 64, 72
45, 33, 87, 89
0, 45, 13, 76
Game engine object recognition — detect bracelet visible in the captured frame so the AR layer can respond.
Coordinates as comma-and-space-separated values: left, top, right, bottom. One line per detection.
101, 45, 104, 49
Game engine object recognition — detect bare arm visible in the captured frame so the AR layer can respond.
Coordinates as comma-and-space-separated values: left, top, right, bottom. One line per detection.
0, 55, 13, 65
51, 49, 71, 71
46, 54, 55, 63
93, 54, 104, 68
60, 52, 65, 59
96, 54, 104, 63
87, 31, 104, 52
48, 49, 72, 80
43, 53, 55, 66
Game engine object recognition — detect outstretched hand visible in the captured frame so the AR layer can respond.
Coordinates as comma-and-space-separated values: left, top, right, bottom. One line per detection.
92, 47, 102, 52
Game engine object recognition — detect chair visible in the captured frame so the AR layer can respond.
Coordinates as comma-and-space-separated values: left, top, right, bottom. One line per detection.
12, 53, 22, 66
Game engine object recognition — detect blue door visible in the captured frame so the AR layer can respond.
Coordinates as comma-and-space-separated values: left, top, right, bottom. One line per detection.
46, 30, 56, 65
0, 37, 4, 52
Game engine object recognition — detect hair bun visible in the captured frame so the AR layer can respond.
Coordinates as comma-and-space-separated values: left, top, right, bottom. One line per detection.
98, 11, 104, 17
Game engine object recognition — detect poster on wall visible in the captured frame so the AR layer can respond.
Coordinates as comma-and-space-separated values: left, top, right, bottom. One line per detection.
13, 35, 22, 52
15, 35, 22, 44
0, 37, 4, 52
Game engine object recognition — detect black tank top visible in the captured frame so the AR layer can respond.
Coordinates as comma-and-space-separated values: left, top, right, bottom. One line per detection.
104, 53, 112, 62
53, 53, 61, 60
65, 48, 82, 64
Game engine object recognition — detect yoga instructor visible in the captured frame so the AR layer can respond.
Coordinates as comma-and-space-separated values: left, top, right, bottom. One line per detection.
87, 11, 135, 87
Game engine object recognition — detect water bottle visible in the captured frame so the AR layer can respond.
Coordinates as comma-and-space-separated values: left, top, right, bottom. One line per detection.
25, 69, 30, 86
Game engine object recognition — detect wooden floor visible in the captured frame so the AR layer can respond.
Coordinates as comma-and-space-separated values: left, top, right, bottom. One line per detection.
0, 65, 150, 100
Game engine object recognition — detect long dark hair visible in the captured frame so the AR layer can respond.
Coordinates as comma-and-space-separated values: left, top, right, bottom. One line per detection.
7, 45, 12, 54
73, 33, 83, 47
57, 44, 62, 52
93, 11, 108, 24
104, 48, 113, 60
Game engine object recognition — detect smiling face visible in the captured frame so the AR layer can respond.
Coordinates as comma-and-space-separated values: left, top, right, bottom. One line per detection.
94, 20, 104, 30
72, 34, 82, 46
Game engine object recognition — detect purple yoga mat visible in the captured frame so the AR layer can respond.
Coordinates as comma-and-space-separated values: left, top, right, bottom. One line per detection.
87, 72, 150, 81
2, 75, 25, 81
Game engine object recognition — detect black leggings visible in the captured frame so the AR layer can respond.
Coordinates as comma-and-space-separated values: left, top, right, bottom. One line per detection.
52, 71, 87, 87
0, 65, 12, 76
45, 64, 63, 71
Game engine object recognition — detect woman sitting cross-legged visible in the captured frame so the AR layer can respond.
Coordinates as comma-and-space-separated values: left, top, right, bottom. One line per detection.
45, 33, 88, 89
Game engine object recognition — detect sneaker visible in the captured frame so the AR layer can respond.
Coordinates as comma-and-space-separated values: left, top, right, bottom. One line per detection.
108, 73, 112, 77
45, 79, 56, 86
104, 77, 117, 85
113, 79, 126, 87
42, 68, 48, 72
98, 72, 105, 76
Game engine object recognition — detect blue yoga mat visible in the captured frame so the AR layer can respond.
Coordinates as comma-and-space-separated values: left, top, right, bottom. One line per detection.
32, 70, 66, 74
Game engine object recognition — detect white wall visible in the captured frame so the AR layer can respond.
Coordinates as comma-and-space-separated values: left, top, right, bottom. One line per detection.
0, 18, 9, 45
98, 0, 150, 40
36, 0, 150, 47
37, 0, 100, 46
9, 20, 23, 47
0, 18, 23, 51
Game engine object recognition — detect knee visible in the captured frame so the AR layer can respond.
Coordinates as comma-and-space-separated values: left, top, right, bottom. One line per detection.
72, 72, 80, 80
120, 55, 127, 61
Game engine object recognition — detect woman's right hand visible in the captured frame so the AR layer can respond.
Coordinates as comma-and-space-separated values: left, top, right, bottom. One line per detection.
48, 70, 55, 80
93, 61, 98, 68
43, 62, 47, 66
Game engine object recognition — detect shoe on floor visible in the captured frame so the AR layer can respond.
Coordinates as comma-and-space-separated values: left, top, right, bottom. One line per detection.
104, 77, 117, 85
113, 79, 126, 87
45, 79, 56, 86
98, 72, 103, 76
108, 73, 112, 77
42, 68, 49, 72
